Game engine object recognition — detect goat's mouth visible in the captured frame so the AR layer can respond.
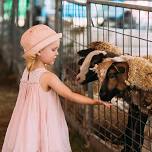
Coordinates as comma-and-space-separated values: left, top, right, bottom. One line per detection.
99, 86, 121, 102
75, 75, 85, 84
76, 78, 91, 85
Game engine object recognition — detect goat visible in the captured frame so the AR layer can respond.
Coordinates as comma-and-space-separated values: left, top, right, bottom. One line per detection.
77, 47, 152, 152
96, 56, 152, 152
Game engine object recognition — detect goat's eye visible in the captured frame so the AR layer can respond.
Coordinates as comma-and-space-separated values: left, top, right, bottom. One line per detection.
107, 73, 116, 79
118, 67, 126, 74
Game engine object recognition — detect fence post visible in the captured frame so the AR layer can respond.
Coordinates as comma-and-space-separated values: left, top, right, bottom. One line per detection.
0, 0, 4, 44
55, 0, 62, 33
54, 0, 63, 78
85, 0, 93, 147
29, 0, 34, 27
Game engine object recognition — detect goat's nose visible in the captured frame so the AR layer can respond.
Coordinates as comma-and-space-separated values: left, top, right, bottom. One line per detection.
76, 75, 80, 82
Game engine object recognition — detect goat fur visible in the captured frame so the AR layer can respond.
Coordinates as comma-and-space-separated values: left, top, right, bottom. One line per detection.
89, 41, 122, 56
95, 55, 152, 114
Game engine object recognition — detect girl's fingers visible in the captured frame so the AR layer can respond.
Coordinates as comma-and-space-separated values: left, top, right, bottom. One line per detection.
102, 102, 113, 108
95, 100, 113, 108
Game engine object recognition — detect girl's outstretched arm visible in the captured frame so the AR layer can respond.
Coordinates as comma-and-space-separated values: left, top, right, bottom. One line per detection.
42, 72, 112, 108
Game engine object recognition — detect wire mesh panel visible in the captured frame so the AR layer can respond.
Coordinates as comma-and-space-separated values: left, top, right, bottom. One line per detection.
88, 1, 152, 152
61, 0, 152, 152
61, 0, 88, 131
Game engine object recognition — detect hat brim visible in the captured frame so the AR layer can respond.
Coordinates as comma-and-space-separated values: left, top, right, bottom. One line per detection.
23, 33, 62, 57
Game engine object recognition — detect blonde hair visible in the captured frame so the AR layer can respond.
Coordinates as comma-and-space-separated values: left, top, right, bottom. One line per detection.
23, 53, 37, 72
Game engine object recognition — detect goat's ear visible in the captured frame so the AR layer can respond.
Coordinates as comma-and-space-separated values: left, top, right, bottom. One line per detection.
90, 53, 106, 67
77, 48, 94, 57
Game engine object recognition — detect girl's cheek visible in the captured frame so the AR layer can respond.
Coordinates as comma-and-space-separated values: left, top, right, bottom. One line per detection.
40, 54, 49, 63
43, 51, 50, 59
39, 50, 55, 64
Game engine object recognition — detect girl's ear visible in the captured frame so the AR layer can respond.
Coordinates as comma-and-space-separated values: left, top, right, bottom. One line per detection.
37, 52, 41, 56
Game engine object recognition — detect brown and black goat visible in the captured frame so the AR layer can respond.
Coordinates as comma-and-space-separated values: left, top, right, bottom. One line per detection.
76, 46, 152, 152
96, 57, 152, 152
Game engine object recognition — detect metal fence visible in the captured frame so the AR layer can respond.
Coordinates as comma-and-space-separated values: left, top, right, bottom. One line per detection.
60, 0, 152, 151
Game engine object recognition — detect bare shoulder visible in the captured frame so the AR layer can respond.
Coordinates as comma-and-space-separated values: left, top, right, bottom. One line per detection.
40, 70, 73, 98
39, 71, 59, 91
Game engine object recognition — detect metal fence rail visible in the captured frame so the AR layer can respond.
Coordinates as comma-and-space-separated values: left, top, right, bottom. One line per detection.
60, 0, 152, 152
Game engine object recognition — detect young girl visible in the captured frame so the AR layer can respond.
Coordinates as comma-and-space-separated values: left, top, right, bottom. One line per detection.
2, 24, 111, 152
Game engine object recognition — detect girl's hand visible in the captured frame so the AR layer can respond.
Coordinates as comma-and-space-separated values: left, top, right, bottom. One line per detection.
93, 99, 113, 108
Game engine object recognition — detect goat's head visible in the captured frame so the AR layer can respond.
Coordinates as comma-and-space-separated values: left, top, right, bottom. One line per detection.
76, 41, 122, 84
98, 59, 129, 102
76, 50, 107, 84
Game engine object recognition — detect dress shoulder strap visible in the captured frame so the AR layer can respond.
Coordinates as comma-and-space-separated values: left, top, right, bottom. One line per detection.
20, 68, 48, 83
34, 68, 48, 83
